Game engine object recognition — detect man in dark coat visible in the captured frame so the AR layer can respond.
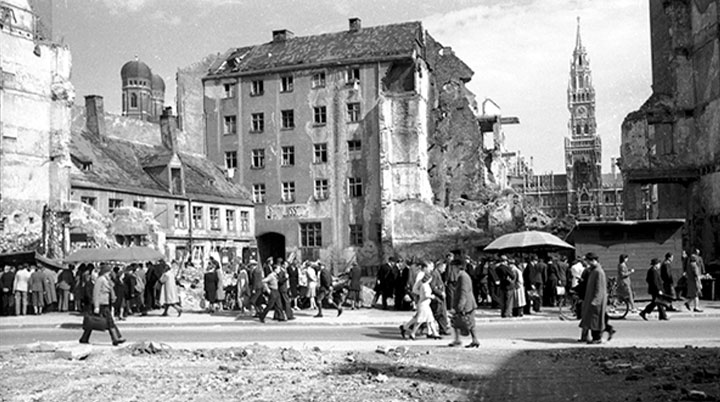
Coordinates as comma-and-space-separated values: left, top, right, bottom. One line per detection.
315, 263, 342, 317
524, 255, 546, 313
579, 253, 613, 343
203, 265, 219, 313
379, 257, 397, 310
448, 261, 479, 348
143, 262, 163, 314
429, 262, 450, 335
495, 256, 516, 318
443, 253, 460, 311
660, 253, 677, 311
248, 261, 265, 316
277, 264, 295, 320
394, 259, 410, 311
347, 263, 362, 310
1, 266, 15, 316
640, 258, 669, 321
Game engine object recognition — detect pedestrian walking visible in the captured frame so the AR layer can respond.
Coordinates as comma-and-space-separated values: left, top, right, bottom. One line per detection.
159, 263, 183, 317
400, 268, 441, 340
429, 261, 450, 335
448, 260, 480, 348
79, 264, 126, 346
277, 263, 294, 321
683, 254, 703, 312
660, 253, 677, 311
306, 262, 318, 310
248, 260, 265, 315
258, 264, 283, 323
203, 263, 219, 313
287, 261, 299, 310
112, 266, 127, 320
616, 254, 636, 312
640, 258, 670, 321
13, 264, 30, 316
315, 263, 342, 317
578, 253, 614, 344
347, 262, 362, 309
444, 253, 459, 312
236, 264, 250, 313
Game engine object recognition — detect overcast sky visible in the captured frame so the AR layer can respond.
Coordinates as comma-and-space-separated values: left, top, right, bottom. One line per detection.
53, 0, 651, 173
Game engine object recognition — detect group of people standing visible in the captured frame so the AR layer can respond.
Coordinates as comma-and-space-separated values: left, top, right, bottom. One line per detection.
1, 263, 70, 316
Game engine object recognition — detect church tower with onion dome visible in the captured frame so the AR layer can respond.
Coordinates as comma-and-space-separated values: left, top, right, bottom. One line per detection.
121, 58, 164, 122
564, 17, 603, 220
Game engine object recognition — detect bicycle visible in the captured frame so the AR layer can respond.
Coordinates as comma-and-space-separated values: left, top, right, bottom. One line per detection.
558, 289, 581, 321
606, 276, 629, 320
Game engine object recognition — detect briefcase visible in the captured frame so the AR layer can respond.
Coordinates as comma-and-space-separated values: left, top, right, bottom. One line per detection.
83, 314, 109, 331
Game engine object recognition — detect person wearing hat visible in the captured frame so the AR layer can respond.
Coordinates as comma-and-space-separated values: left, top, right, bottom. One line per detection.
79, 264, 126, 346
248, 260, 266, 316
640, 258, 669, 321
578, 253, 614, 344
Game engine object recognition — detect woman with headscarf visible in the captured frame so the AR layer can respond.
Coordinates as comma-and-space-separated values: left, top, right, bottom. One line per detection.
159, 262, 182, 317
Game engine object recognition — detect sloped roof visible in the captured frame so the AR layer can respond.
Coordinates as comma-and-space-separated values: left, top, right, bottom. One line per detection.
207, 21, 423, 77
602, 173, 623, 189
70, 130, 252, 206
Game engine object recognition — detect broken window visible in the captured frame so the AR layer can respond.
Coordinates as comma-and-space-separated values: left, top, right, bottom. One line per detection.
108, 198, 123, 214
282, 181, 296, 203
223, 83, 236, 98
251, 113, 264, 132
347, 103, 360, 123
281, 75, 294, 92
313, 106, 327, 125
174, 205, 187, 228
192, 206, 204, 229
133, 201, 146, 210
281, 146, 295, 166
252, 184, 266, 204
313, 143, 328, 164
312, 72, 326, 88
224, 115, 237, 135
80, 196, 96, 208
251, 149, 265, 169
346, 68, 360, 84
281, 110, 295, 129
250, 80, 264, 96
314, 179, 329, 200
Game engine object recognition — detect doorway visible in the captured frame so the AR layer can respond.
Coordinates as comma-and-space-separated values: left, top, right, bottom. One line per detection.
257, 232, 286, 262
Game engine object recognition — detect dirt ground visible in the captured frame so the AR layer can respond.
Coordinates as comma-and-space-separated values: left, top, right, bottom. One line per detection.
0, 343, 718, 402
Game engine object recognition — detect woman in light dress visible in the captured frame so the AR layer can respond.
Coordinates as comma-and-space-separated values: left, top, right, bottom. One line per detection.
159, 262, 182, 317
400, 263, 441, 340
306, 263, 318, 310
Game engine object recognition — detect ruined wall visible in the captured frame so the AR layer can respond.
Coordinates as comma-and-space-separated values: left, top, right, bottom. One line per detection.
177, 54, 222, 155
1, 5, 73, 237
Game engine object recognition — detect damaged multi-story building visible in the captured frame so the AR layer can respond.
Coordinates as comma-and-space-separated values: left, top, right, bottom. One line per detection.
195, 18, 485, 267
620, 0, 719, 260
512, 19, 624, 221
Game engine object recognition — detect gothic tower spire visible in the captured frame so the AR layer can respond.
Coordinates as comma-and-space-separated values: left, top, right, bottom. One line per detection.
575, 16, 582, 50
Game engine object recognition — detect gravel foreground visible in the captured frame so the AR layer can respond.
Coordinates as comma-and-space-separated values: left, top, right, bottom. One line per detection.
1, 343, 718, 402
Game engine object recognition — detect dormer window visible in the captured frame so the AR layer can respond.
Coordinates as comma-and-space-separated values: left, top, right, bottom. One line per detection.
346, 68, 360, 85
81, 161, 93, 171
170, 167, 183, 195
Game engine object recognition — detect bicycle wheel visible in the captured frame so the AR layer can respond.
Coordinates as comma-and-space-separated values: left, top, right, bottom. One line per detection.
559, 294, 578, 321
607, 297, 629, 319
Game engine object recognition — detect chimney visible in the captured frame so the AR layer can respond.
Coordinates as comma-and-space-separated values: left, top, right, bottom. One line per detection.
349, 17, 362, 32
272, 29, 294, 42
160, 107, 179, 152
85, 95, 106, 138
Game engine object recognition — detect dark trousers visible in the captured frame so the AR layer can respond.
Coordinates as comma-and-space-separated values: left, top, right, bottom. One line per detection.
430, 298, 449, 334
79, 304, 122, 344
1, 292, 13, 315
591, 314, 614, 341
445, 283, 456, 311
500, 289, 514, 318
280, 290, 294, 320
642, 296, 668, 320
249, 288, 265, 313
260, 289, 283, 321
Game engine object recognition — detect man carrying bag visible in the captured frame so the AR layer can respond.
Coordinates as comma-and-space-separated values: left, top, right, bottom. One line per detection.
79, 264, 126, 346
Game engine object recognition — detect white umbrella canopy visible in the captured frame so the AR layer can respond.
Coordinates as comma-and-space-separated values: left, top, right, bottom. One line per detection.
484, 230, 574, 252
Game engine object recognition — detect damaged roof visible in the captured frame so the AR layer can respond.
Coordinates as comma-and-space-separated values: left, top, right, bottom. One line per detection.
70, 130, 252, 206
207, 21, 424, 77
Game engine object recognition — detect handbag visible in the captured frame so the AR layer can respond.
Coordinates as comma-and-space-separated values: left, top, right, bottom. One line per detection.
556, 286, 566, 296
82, 313, 109, 331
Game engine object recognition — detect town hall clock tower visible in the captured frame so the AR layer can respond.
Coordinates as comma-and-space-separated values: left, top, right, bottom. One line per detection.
564, 17, 603, 220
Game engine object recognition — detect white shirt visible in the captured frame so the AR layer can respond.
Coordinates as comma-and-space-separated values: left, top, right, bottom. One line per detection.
13, 269, 30, 292
570, 262, 585, 288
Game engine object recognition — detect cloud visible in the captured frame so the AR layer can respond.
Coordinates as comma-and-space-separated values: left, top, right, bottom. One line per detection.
148, 10, 182, 25
97, 0, 239, 14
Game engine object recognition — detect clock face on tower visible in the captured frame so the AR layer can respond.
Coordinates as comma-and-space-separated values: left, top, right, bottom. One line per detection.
576, 106, 587, 118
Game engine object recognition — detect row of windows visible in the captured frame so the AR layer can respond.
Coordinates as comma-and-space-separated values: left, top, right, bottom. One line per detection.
251, 177, 362, 204
299, 222, 364, 247
222, 68, 360, 99
223, 103, 361, 135
78, 197, 249, 232
226, 140, 361, 170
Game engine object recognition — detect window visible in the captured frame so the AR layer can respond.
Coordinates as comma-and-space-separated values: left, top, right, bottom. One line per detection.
346, 67, 360, 84
251, 113, 264, 132
348, 177, 363, 197
251, 149, 265, 169
226, 209, 236, 232
223, 83, 236, 98
80, 196, 96, 208
130, 93, 138, 108
133, 201, 146, 210
210, 207, 220, 230
171, 168, 183, 194
250, 80, 263, 96
314, 179, 329, 200
225, 151, 237, 169
313, 106, 327, 125
348, 139, 362, 153
281, 75, 294, 92
281, 146, 295, 166
81, 162, 93, 171
240, 211, 249, 232
350, 224, 363, 246
252, 184, 266, 204
174, 205, 187, 228
192, 206, 203, 229
109, 198, 123, 214
312, 72, 326, 88
224, 115, 237, 135
281, 110, 294, 129
282, 181, 296, 203
347, 103, 360, 122
300, 222, 322, 247
313, 143, 328, 163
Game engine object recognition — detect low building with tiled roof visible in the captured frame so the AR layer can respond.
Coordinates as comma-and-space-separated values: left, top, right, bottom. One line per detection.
69, 95, 254, 264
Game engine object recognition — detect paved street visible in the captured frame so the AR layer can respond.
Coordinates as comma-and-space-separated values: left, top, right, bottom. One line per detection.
2, 315, 718, 351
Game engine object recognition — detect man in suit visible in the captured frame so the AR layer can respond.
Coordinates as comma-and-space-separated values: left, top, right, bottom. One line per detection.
247, 260, 265, 316
640, 258, 669, 321
315, 263, 342, 317
495, 255, 516, 318
448, 260, 480, 348
524, 255, 547, 313
660, 253, 677, 312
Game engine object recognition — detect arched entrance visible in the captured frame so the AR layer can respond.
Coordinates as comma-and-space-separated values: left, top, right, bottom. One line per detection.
256, 232, 286, 262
